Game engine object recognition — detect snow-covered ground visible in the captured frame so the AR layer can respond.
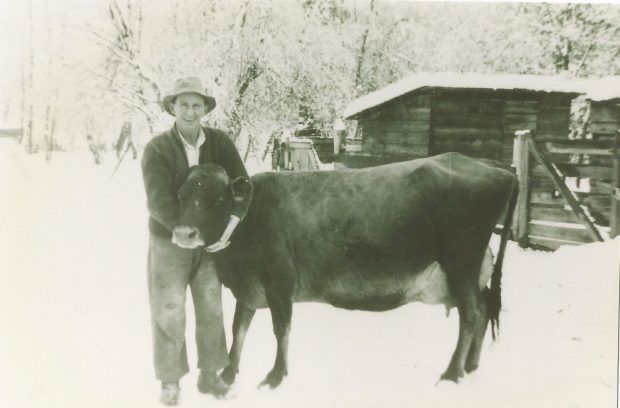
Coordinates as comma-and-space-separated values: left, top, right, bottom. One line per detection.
1, 141, 618, 408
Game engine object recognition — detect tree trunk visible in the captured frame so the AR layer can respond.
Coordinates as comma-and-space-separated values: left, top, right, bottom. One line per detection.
353, 0, 375, 95
44, 105, 53, 162
44, 0, 54, 162
26, 0, 35, 153
20, 54, 26, 145
229, 61, 262, 140
355, 29, 369, 92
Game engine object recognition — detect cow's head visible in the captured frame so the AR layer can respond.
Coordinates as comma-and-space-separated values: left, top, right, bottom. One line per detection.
172, 164, 253, 249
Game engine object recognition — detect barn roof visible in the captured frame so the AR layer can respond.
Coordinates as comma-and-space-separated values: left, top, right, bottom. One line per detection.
343, 72, 620, 119
586, 76, 620, 103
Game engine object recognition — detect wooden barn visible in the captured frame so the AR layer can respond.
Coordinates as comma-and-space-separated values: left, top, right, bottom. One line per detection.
338, 73, 620, 249
337, 73, 596, 167
338, 73, 592, 168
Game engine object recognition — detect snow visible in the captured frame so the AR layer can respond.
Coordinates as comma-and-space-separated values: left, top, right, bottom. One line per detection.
343, 72, 620, 119
1, 142, 618, 408
586, 76, 620, 103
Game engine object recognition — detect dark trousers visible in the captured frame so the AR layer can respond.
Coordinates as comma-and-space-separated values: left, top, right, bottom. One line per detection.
147, 234, 229, 382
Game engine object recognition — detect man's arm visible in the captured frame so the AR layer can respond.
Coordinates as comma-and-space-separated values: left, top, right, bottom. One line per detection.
141, 143, 179, 233
205, 133, 252, 252
219, 133, 251, 221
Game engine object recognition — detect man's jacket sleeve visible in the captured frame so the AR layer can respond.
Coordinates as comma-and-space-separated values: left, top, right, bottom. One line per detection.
141, 143, 179, 232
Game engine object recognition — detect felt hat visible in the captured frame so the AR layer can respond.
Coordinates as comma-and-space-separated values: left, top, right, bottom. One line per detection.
162, 76, 216, 116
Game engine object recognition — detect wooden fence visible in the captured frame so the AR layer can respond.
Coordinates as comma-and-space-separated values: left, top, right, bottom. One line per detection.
512, 130, 620, 250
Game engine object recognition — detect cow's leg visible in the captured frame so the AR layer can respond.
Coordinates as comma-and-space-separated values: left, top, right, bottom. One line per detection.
465, 287, 489, 373
260, 282, 293, 389
440, 283, 481, 382
220, 303, 255, 385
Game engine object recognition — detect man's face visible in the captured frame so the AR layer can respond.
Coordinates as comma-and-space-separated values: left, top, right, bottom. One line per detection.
171, 93, 207, 129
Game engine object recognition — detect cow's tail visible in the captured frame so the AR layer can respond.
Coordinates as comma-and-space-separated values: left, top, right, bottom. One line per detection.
488, 181, 518, 341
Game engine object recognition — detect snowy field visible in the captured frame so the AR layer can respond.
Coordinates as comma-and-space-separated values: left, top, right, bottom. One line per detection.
1, 141, 618, 408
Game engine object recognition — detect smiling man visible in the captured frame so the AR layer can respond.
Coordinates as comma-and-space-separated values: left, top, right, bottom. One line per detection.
141, 77, 249, 405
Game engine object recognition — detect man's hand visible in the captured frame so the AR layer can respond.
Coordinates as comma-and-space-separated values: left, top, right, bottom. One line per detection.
205, 239, 230, 253
204, 215, 240, 253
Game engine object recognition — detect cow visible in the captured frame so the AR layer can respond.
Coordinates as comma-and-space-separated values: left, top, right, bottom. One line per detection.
172, 152, 518, 389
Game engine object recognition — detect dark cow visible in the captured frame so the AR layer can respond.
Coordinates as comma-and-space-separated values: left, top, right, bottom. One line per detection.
172, 152, 518, 388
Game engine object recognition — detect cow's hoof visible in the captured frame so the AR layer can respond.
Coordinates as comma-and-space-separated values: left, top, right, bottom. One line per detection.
258, 370, 286, 389
464, 361, 479, 374
220, 365, 238, 385
439, 369, 464, 383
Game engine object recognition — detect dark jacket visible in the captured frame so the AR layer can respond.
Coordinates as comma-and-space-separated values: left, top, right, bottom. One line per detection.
142, 125, 249, 238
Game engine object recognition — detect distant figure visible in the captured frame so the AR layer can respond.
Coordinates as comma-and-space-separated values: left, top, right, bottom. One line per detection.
271, 133, 282, 171
86, 134, 102, 165
115, 122, 138, 160
333, 117, 346, 154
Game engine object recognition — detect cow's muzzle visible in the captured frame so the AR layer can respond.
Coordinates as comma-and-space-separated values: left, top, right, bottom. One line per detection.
172, 226, 205, 249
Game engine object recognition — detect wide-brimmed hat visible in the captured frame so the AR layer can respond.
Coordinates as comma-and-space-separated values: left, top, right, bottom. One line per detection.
162, 77, 216, 116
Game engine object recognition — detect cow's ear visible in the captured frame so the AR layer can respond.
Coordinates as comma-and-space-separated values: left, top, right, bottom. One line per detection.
231, 176, 254, 203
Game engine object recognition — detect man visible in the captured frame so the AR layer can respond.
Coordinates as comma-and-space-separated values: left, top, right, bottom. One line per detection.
141, 77, 248, 405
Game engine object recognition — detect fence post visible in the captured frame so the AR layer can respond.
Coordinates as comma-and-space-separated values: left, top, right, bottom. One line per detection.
513, 130, 532, 247
610, 132, 620, 238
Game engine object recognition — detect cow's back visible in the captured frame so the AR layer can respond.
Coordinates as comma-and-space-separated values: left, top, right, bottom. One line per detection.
247, 153, 514, 247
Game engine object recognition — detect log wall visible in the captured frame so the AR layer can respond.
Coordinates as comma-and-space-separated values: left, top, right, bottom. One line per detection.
430, 90, 506, 160
429, 90, 573, 164
590, 101, 620, 140
347, 89, 575, 170
358, 93, 431, 159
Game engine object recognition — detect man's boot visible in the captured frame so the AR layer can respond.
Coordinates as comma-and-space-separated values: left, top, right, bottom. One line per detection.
197, 370, 230, 398
160, 381, 180, 406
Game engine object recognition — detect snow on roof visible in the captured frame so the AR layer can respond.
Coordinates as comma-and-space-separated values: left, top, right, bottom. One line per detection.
585, 76, 620, 103
343, 72, 620, 119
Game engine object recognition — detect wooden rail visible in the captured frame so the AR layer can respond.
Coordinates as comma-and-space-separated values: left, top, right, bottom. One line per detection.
541, 139, 613, 156
512, 130, 612, 250
527, 137, 603, 242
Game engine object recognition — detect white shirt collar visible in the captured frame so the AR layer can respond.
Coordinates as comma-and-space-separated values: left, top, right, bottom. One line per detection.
176, 126, 205, 150
176, 126, 205, 166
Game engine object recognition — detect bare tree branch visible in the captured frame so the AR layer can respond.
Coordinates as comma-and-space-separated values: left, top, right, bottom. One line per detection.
87, 28, 161, 102
574, 43, 595, 77
115, 92, 157, 122
80, 64, 159, 104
